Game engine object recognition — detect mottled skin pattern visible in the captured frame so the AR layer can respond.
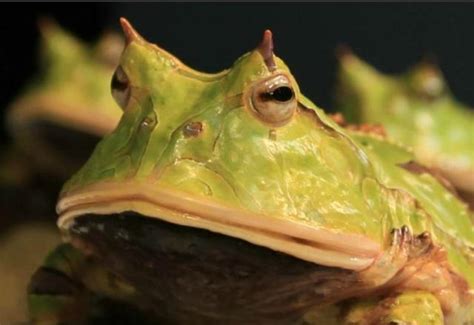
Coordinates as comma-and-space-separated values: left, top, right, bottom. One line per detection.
336, 51, 474, 209
29, 19, 474, 324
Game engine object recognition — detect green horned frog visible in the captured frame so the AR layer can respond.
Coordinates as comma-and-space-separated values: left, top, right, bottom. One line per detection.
335, 50, 474, 209
29, 18, 474, 324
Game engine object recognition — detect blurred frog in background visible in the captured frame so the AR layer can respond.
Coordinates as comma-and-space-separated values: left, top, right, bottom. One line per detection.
5, 18, 123, 180
0, 19, 123, 225
336, 51, 474, 209
0, 20, 122, 324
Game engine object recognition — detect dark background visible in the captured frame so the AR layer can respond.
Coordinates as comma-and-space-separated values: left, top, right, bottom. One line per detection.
1, 3, 473, 144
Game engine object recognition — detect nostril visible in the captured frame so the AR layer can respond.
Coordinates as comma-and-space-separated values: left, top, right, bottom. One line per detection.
183, 121, 203, 137
139, 114, 157, 131
141, 117, 153, 128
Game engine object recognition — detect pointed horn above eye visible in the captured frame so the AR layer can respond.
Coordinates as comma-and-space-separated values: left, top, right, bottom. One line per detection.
335, 44, 354, 60
258, 29, 276, 72
420, 53, 439, 68
120, 17, 144, 44
37, 17, 60, 38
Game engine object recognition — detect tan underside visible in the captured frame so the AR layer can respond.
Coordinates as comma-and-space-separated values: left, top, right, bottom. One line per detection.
57, 180, 381, 271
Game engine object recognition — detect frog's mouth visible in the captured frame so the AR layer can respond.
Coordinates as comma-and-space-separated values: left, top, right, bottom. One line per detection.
57, 180, 381, 271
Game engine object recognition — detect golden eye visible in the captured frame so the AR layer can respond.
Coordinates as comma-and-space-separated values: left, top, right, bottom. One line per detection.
250, 75, 297, 126
111, 66, 130, 109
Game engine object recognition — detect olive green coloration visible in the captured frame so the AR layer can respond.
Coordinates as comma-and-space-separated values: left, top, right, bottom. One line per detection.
30, 19, 474, 324
336, 52, 474, 207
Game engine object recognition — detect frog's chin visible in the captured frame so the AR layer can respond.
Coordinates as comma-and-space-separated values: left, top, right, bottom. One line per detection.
57, 180, 381, 271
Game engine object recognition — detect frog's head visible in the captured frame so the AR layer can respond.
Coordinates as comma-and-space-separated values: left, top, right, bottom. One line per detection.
336, 49, 451, 122
403, 59, 448, 101
6, 19, 123, 177
57, 19, 381, 272
337, 50, 474, 197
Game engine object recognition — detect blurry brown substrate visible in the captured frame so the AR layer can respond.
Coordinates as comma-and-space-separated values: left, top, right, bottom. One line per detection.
70, 212, 356, 324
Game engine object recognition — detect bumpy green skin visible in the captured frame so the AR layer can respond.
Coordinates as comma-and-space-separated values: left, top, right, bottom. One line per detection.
349, 131, 474, 284
336, 54, 474, 196
31, 26, 474, 323
64, 32, 473, 282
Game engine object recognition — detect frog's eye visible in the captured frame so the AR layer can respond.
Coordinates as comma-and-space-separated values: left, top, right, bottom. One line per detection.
250, 75, 297, 126
416, 75, 445, 100
408, 62, 446, 101
111, 66, 130, 110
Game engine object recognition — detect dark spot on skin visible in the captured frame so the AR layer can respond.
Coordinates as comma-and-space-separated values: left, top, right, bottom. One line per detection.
398, 160, 431, 175
183, 121, 203, 137
398, 160, 458, 196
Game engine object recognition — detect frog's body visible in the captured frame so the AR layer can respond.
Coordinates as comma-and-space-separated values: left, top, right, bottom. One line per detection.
29, 19, 474, 324
336, 51, 474, 209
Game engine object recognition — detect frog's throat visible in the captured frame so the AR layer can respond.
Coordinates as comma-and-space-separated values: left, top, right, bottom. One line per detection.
57, 180, 381, 271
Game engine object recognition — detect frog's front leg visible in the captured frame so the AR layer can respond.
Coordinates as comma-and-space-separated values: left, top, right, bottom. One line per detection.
28, 244, 93, 324
343, 290, 444, 325
28, 243, 138, 324
357, 226, 473, 324
28, 241, 143, 324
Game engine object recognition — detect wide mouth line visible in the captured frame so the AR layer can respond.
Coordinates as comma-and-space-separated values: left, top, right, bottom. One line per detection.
57, 181, 381, 270
61, 197, 353, 254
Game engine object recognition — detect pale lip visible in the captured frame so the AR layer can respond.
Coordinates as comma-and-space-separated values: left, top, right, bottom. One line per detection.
57, 180, 381, 271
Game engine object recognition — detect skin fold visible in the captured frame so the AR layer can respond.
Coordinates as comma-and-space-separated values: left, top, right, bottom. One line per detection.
28, 18, 474, 324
